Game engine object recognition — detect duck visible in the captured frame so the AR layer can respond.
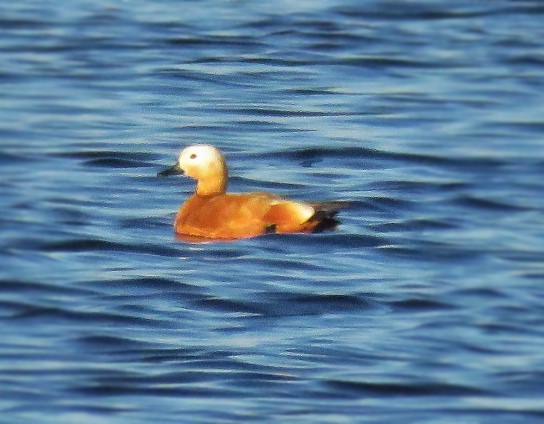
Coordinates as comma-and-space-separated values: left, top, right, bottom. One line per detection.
158, 144, 348, 240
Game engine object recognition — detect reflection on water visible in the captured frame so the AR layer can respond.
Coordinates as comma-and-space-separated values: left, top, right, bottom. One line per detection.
1, 0, 544, 423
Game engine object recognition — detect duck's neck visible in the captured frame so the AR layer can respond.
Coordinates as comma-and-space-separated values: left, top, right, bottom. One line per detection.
195, 168, 228, 196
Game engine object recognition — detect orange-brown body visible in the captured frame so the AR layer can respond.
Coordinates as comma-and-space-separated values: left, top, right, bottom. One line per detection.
159, 144, 348, 241
175, 193, 329, 239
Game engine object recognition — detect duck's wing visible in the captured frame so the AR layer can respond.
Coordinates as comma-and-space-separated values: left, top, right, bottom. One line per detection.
265, 199, 351, 234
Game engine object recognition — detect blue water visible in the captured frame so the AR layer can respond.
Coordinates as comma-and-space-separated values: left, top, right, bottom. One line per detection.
2, 1, 544, 422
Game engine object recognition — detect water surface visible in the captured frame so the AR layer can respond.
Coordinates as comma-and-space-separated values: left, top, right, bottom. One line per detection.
1, 1, 544, 423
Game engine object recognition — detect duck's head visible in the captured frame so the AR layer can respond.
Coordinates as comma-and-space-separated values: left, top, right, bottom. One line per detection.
158, 144, 228, 196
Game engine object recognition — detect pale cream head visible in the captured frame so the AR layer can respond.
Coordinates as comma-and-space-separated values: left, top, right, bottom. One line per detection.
177, 144, 228, 196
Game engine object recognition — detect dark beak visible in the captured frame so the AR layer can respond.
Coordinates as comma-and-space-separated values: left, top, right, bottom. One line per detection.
158, 163, 184, 177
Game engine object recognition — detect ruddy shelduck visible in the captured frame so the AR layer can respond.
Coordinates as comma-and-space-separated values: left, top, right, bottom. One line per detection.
158, 144, 348, 240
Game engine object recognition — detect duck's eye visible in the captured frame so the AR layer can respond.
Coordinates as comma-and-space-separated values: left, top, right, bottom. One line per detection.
190, 153, 197, 159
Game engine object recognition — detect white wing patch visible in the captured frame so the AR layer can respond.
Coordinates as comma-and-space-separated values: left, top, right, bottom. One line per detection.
270, 199, 315, 223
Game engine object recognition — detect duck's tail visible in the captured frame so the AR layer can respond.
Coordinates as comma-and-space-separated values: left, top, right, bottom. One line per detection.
306, 200, 351, 232
309, 201, 351, 218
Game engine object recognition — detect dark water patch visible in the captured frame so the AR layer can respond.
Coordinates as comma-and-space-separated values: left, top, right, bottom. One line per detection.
290, 344, 391, 368
486, 119, 544, 135
42, 207, 92, 228
253, 146, 385, 162
453, 339, 507, 356
360, 196, 414, 213
186, 244, 252, 260
83, 276, 201, 296
315, 233, 387, 249
41, 238, 128, 252
159, 68, 256, 88
224, 106, 364, 118
333, 3, 506, 21
183, 55, 230, 64
0, 16, 52, 30
173, 123, 243, 135
0, 299, 39, 318
452, 195, 534, 212
52, 150, 159, 161
82, 157, 150, 168
230, 175, 307, 191
449, 287, 510, 302
288, 146, 390, 168
243, 255, 330, 273
230, 119, 308, 133
110, 301, 188, 322
496, 370, 544, 391
264, 232, 387, 251
498, 250, 544, 264
4, 38, 144, 58
42, 196, 97, 210
324, 378, 488, 398
279, 87, 345, 96
73, 7, 142, 29
121, 216, 172, 230
70, 363, 294, 398
299, 29, 379, 46
138, 347, 211, 364
381, 92, 472, 107
41, 238, 181, 257
503, 54, 544, 67
369, 218, 459, 233
74, 381, 234, 398
520, 271, 544, 281
167, 35, 265, 49
10, 303, 151, 326
0, 150, 30, 164
258, 293, 373, 318
367, 179, 469, 195
0, 278, 92, 297
81, 367, 301, 391
438, 153, 509, 173
339, 56, 450, 70
1, 234, 44, 252
73, 334, 155, 353
267, 146, 508, 174
380, 240, 485, 263
239, 56, 313, 67
477, 319, 544, 339
389, 297, 455, 313
195, 297, 266, 316
534, 160, 544, 170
